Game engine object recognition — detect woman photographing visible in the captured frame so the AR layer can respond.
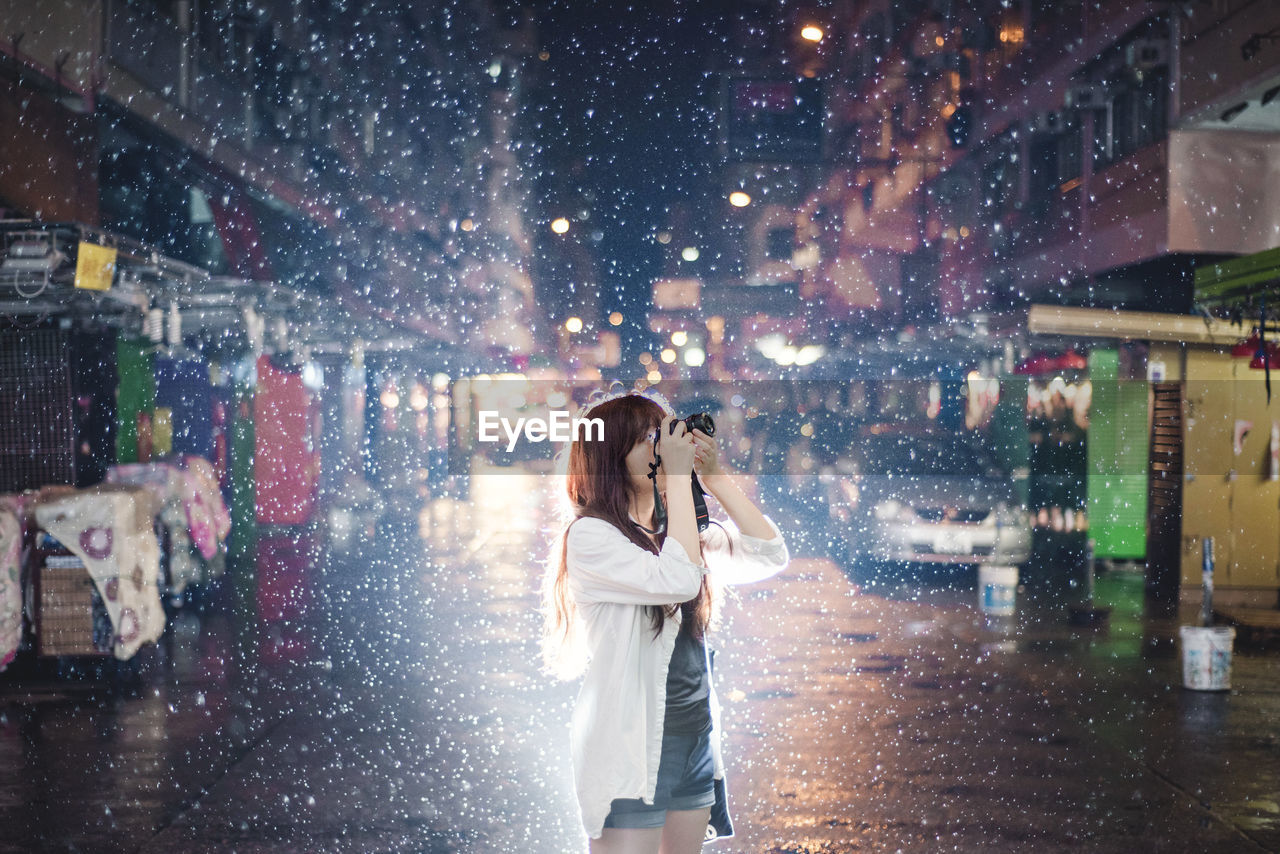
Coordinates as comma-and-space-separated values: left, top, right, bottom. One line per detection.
541, 391, 789, 852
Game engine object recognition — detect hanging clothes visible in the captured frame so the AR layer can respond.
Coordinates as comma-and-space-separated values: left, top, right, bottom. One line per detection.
155, 356, 214, 459
228, 385, 256, 558
34, 485, 165, 660
71, 329, 118, 487
206, 186, 274, 281
0, 495, 25, 672
115, 338, 156, 465
254, 354, 318, 525
210, 385, 232, 501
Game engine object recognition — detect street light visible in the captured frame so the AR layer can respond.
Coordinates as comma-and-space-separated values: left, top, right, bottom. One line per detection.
671, 331, 688, 346
729, 191, 751, 208
565, 316, 583, 333
681, 247, 700, 262
551, 217, 570, 234
801, 25, 823, 43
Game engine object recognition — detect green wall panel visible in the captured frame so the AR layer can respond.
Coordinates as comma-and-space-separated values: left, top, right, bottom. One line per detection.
1087, 349, 1148, 559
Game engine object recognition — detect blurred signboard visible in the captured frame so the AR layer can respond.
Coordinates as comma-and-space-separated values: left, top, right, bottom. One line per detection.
571, 331, 620, 368
720, 76, 823, 162
702, 282, 798, 317
653, 277, 702, 310
598, 330, 620, 367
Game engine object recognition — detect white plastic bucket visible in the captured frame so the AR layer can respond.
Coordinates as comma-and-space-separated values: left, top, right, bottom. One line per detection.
978, 565, 1018, 616
1179, 626, 1236, 691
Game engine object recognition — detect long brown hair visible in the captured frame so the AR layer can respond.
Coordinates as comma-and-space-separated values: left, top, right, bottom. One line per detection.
540, 392, 721, 680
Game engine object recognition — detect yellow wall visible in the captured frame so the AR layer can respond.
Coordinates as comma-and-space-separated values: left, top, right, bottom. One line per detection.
1148, 343, 1184, 381
1181, 346, 1280, 590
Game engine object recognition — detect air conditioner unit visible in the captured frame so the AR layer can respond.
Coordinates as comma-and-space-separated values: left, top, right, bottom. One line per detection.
1125, 38, 1168, 71
1028, 110, 1064, 134
1065, 84, 1109, 110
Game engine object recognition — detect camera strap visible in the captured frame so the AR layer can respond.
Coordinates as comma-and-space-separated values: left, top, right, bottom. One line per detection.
643, 460, 667, 536
645, 432, 710, 535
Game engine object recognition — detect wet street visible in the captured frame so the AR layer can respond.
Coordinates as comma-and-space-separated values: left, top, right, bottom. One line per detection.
2, 467, 1279, 853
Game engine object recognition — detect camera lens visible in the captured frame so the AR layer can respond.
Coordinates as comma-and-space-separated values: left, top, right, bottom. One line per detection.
668, 412, 716, 436
688, 412, 715, 437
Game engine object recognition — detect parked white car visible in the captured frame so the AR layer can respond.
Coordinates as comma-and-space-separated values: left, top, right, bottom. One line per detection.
825, 428, 1031, 568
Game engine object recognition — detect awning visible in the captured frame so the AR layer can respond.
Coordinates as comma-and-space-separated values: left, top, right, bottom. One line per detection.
1027, 304, 1240, 345
1194, 245, 1280, 307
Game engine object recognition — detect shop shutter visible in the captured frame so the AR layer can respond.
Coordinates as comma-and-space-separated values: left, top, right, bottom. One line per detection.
0, 328, 75, 492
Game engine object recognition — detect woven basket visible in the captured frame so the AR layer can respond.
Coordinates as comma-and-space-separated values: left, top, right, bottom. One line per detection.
38, 566, 111, 657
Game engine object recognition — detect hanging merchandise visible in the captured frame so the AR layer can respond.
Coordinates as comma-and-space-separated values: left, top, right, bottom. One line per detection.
1230, 334, 1261, 359
107, 458, 231, 594
115, 337, 156, 465
71, 329, 118, 487
0, 496, 24, 672
254, 353, 318, 525
107, 462, 199, 594
1014, 349, 1089, 375
228, 383, 256, 559
155, 356, 214, 459
181, 455, 232, 563
1248, 342, 1280, 370
211, 389, 231, 493
152, 407, 173, 457
256, 530, 319, 666
33, 485, 165, 660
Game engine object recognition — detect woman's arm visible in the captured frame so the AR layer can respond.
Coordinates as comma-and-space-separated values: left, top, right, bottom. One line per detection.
692, 429, 774, 539
567, 518, 706, 605
660, 416, 701, 561
691, 428, 790, 586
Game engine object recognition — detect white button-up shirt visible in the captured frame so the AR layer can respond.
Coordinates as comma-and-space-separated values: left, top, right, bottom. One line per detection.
566, 513, 789, 840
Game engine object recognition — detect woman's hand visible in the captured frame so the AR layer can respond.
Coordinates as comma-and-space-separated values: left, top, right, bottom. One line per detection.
658, 416, 696, 476
686, 427, 774, 539
691, 429, 723, 478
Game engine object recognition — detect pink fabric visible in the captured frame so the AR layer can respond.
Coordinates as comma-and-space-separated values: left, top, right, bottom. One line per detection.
180, 456, 231, 559
108, 458, 231, 561
0, 495, 26, 672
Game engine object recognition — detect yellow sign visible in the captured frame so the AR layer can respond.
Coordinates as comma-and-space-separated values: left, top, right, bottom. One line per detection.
74, 242, 117, 291
152, 407, 173, 457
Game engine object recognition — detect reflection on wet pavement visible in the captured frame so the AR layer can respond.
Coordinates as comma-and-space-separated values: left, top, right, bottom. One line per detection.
1, 467, 1278, 852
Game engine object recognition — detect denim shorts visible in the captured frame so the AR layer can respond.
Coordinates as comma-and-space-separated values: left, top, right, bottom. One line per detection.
602, 728, 717, 829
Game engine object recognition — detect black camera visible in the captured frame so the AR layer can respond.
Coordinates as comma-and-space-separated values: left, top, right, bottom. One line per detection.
650, 412, 717, 533
668, 412, 715, 438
